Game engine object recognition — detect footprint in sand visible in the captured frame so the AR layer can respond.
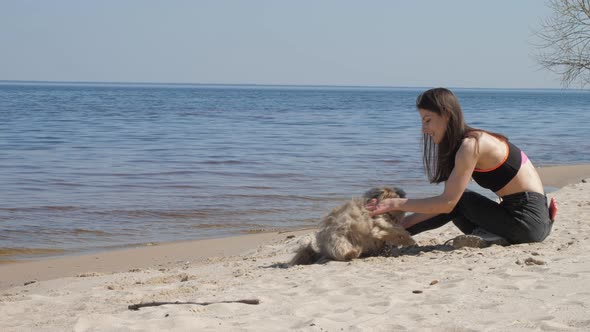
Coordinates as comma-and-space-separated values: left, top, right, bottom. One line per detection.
367, 300, 390, 307
549, 271, 579, 278
498, 284, 520, 290
567, 319, 590, 328
436, 277, 465, 289
477, 301, 501, 310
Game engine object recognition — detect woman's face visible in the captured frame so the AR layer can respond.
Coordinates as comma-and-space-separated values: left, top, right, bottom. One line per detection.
418, 108, 448, 144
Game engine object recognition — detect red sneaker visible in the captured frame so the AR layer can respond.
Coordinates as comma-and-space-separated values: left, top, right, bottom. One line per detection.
549, 197, 558, 222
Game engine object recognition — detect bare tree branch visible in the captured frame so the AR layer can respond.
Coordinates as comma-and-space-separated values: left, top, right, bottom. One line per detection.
128, 299, 260, 311
533, 0, 590, 87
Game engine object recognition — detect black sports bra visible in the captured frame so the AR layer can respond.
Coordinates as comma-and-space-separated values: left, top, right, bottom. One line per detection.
471, 140, 527, 192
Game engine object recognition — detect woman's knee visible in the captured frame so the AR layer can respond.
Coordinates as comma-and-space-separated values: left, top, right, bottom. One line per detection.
507, 225, 551, 244
451, 216, 476, 235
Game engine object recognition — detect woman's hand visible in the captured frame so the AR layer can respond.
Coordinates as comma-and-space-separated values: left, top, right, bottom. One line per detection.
364, 198, 401, 216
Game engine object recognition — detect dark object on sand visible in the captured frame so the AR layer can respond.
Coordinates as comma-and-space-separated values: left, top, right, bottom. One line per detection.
128, 299, 260, 311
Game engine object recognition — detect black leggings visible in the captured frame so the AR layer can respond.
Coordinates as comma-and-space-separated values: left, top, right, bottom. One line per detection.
406, 191, 553, 244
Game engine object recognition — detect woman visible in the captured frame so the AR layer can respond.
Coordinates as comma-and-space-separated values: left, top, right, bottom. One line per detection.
365, 88, 554, 247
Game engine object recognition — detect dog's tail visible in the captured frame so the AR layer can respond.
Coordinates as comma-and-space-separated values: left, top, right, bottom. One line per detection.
289, 243, 321, 266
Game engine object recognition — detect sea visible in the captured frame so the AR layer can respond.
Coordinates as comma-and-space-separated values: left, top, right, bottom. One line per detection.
1, 82, 589, 261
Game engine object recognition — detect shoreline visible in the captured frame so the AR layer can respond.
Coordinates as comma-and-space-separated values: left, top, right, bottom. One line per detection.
1, 165, 589, 330
0, 229, 312, 291
536, 164, 590, 188
1, 163, 589, 291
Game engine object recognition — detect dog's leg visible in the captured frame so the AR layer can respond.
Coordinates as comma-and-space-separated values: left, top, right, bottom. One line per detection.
342, 247, 362, 261
290, 243, 321, 266
380, 232, 416, 247
321, 235, 363, 261
371, 223, 416, 247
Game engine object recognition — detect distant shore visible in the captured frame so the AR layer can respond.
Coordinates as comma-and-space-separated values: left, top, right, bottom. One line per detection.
2, 79, 589, 91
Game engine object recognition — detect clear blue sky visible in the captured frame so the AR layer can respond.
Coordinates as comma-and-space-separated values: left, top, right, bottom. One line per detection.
0, 0, 561, 88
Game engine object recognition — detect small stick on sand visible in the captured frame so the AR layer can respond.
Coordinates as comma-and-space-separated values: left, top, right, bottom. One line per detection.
128, 299, 260, 311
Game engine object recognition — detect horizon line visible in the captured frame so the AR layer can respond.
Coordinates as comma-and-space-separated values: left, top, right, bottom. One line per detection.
0, 79, 582, 91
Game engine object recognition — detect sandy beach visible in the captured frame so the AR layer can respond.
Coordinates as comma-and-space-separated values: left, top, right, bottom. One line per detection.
1, 164, 589, 331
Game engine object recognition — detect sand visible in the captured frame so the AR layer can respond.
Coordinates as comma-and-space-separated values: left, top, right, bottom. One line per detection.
1, 165, 589, 331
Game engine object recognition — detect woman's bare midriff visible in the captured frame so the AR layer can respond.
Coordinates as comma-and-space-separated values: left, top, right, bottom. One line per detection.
495, 161, 545, 197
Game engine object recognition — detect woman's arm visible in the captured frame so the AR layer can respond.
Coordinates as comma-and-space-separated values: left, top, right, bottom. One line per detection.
367, 138, 478, 215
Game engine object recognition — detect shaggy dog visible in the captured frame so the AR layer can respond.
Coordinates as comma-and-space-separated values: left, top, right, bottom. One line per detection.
289, 187, 415, 265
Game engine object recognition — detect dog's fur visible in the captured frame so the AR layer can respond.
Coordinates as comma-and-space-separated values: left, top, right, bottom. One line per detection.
289, 187, 415, 265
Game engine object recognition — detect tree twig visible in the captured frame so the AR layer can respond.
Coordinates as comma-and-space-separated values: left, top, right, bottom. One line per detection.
128, 299, 260, 311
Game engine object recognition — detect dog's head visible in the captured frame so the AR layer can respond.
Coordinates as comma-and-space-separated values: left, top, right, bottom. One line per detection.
362, 187, 406, 223
363, 186, 406, 201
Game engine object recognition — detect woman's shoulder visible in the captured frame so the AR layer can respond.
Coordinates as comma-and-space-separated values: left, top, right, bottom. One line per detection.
462, 129, 511, 163
459, 129, 502, 158
452, 136, 479, 171
461, 130, 481, 147
455, 136, 481, 162
463, 129, 486, 138
463, 130, 508, 148
465, 128, 509, 141
457, 135, 479, 158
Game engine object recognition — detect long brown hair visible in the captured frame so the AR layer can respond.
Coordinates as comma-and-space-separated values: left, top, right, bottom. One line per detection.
416, 88, 472, 183
416, 88, 508, 183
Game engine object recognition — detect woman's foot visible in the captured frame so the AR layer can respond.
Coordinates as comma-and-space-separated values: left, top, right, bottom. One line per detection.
549, 197, 557, 222
451, 228, 509, 248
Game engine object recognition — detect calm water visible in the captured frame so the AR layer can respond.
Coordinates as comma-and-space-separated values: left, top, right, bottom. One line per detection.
1, 82, 589, 260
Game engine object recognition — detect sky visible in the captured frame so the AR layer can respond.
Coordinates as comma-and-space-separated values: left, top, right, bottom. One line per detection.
0, 0, 563, 89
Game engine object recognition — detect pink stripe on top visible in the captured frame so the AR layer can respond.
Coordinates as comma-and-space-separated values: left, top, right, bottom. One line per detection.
521, 151, 528, 166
